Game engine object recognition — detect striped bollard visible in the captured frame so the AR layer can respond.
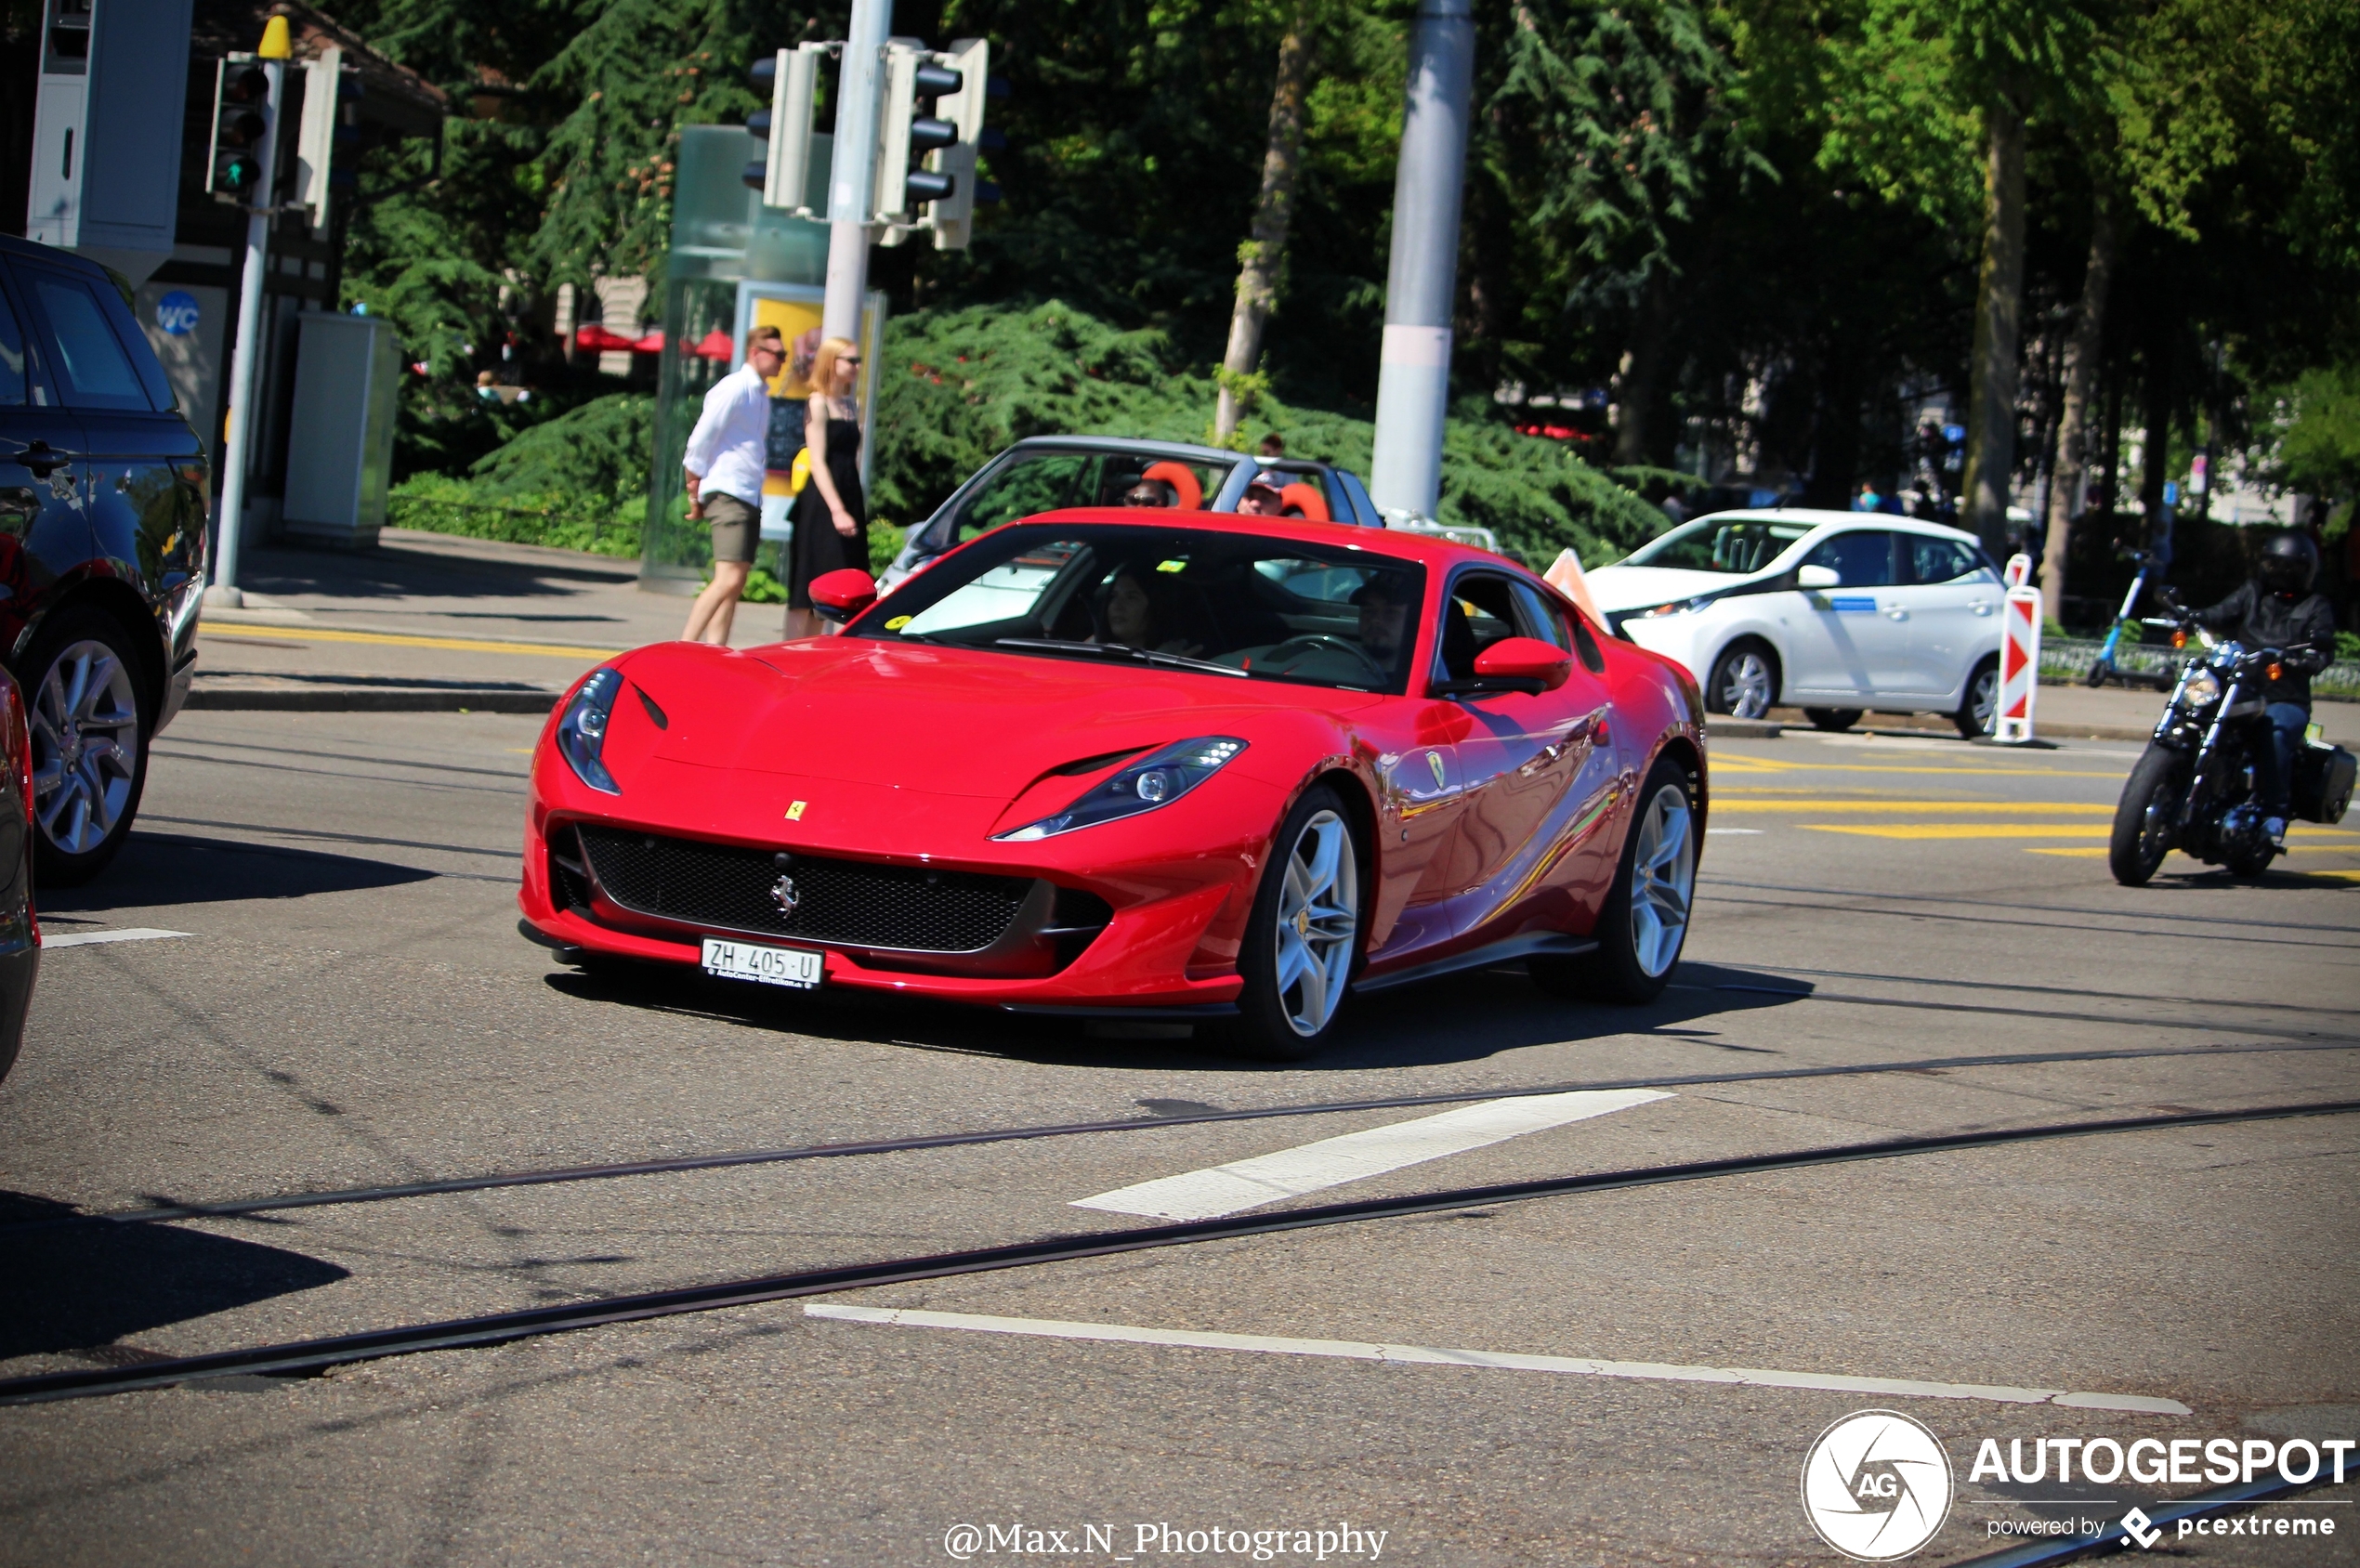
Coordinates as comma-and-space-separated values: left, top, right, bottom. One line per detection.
1994, 579, 2041, 745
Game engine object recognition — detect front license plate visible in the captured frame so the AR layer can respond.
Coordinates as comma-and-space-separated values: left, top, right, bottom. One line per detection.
701, 937, 824, 989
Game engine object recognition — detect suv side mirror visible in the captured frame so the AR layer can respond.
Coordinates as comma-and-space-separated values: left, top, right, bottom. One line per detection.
1796, 564, 1840, 590
809, 568, 879, 624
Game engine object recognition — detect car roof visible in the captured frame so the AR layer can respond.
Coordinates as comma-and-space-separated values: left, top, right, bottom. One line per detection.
1685, 506, 1980, 542
1007, 506, 1495, 572
0, 233, 110, 281
1002, 434, 1256, 465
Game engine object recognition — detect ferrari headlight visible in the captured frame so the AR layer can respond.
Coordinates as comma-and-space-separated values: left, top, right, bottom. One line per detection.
995, 737, 1247, 842
557, 668, 623, 794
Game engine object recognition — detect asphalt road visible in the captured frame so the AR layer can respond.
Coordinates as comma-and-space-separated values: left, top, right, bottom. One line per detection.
0, 712, 2354, 1566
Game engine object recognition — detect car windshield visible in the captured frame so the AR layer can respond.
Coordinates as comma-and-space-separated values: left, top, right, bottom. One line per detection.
852, 523, 1428, 694
1623, 517, 1813, 575
941, 449, 1239, 547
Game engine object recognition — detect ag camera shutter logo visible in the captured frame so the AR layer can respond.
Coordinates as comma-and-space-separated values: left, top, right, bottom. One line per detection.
1801, 1410, 1954, 1561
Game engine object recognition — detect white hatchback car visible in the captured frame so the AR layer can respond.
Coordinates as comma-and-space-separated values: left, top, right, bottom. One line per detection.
1588, 510, 2006, 735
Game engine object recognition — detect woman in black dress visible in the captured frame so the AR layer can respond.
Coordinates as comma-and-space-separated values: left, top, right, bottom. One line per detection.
785, 335, 868, 638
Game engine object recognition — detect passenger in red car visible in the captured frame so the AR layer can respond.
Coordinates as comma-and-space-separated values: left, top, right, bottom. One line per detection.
1355, 576, 1412, 667
1100, 565, 1203, 657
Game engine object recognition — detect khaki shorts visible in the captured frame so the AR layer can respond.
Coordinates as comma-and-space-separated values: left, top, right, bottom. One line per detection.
703, 491, 759, 565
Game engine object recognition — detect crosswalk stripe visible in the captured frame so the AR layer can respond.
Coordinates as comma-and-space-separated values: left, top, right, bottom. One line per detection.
1805, 824, 2109, 840
1718, 801, 2111, 814
1071, 1089, 1672, 1222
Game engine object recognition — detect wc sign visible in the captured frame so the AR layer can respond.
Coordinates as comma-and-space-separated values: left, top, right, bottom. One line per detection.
155, 291, 201, 336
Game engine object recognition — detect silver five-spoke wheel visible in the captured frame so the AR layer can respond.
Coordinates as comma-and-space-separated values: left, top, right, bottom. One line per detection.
1627, 781, 1695, 978
33, 638, 141, 857
1714, 648, 1774, 719
1273, 808, 1358, 1038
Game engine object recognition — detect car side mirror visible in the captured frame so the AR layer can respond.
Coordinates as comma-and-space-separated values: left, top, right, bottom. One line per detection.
1796, 564, 1840, 590
1436, 636, 1575, 697
809, 568, 880, 624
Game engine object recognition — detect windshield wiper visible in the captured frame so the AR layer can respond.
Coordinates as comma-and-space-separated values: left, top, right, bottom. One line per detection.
993, 638, 1250, 678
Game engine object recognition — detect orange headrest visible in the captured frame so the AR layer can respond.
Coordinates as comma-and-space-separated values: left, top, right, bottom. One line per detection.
1141, 461, 1202, 512
1278, 481, 1330, 521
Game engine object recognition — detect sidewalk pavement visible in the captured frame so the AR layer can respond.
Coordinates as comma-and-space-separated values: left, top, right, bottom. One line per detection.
191, 529, 778, 711
187, 529, 2360, 748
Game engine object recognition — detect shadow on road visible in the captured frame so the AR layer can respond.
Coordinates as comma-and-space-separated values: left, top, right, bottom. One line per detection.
40, 832, 438, 915
540, 957, 1812, 1076
0, 1191, 348, 1365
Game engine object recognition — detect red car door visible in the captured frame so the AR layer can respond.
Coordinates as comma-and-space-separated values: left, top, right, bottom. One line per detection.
1428, 571, 1612, 934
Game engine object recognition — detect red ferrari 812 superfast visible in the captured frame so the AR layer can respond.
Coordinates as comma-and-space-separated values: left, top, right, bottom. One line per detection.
519, 511, 1707, 1058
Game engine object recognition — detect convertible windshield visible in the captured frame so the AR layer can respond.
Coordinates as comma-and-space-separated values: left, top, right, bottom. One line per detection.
851, 524, 1428, 694
1623, 516, 1812, 575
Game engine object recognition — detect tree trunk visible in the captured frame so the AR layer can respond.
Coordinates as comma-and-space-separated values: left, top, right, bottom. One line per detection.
1215, 4, 1317, 445
1613, 271, 1672, 466
2039, 194, 2117, 627
1960, 88, 2027, 555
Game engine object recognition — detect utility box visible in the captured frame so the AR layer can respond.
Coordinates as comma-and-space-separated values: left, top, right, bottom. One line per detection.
27, 0, 195, 287
282, 312, 399, 549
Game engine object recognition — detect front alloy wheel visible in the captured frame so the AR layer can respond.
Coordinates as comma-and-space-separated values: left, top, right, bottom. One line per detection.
26, 612, 149, 883
1218, 784, 1361, 1061
1710, 646, 1776, 720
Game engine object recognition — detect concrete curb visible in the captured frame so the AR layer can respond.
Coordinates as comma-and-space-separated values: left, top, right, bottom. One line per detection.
186, 686, 560, 713
1704, 719, 1783, 739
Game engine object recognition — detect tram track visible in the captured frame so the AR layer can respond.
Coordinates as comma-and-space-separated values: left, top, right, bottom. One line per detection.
7, 1039, 2353, 1234
6, 1098, 2353, 1408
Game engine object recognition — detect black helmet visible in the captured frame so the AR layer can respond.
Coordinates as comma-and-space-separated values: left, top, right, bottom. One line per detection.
2259, 531, 2319, 595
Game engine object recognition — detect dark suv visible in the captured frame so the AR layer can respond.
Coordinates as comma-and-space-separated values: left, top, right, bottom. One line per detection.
0, 234, 207, 883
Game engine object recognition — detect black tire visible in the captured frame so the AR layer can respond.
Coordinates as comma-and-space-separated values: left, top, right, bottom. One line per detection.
1213, 783, 1365, 1062
1954, 656, 2000, 738
1705, 641, 1778, 720
1532, 757, 1697, 1005
2083, 658, 2109, 689
22, 607, 151, 886
1803, 708, 1862, 732
2109, 745, 2187, 886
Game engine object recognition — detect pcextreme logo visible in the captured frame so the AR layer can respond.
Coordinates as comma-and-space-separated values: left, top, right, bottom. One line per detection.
1801, 1411, 1955, 1561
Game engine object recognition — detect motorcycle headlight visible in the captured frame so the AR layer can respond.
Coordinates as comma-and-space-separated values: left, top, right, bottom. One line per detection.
2181, 669, 2222, 707
557, 668, 624, 794
995, 737, 1247, 842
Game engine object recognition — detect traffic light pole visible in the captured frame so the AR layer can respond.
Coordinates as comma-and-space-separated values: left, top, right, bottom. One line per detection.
206, 52, 286, 609
820, 0, 894, 343
1369, 0, 1474, 520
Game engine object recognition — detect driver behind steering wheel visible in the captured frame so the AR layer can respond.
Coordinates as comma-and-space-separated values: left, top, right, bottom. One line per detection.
2184, 530, 2338, 848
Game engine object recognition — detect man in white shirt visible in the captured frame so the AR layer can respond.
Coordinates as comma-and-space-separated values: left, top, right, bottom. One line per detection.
680, 324, 787, 643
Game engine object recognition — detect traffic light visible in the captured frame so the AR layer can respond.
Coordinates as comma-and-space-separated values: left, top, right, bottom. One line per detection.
875, 39, 1000, 250
295, 47, 363, 233
207, 54, 271, 203
745, 42, 827, 214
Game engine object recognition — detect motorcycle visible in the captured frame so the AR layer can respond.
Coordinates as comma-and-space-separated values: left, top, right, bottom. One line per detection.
2109, 598, 2356, 886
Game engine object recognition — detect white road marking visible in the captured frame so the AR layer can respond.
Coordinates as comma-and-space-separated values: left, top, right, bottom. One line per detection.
1707, 828, 1764, 835
1071, 1088, 1672, 1221
43, 928, 192, 949
804, 1304, 2191, 1415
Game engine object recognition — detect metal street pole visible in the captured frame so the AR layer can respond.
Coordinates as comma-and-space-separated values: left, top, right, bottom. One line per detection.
206, 22, 292, 610
1368, 0, 1474, 519
820, 0, 893, 343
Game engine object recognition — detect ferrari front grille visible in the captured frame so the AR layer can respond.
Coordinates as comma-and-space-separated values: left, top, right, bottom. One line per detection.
575, 826, 1033, 953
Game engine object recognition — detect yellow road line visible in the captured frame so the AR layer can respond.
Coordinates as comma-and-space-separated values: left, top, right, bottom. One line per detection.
1712, 756, 2130, 779
1718, 801, 2112, 814
1803, 824, 2109, 840
203, 624, 625, 660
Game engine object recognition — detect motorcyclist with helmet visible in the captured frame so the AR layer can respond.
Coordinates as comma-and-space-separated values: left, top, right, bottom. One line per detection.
2178, 531, 2339, 848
